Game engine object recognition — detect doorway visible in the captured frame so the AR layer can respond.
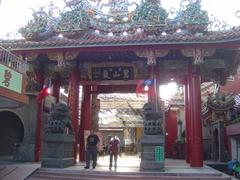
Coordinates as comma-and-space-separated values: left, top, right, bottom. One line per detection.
0, 111, 24, 158
96, 93, 146, 167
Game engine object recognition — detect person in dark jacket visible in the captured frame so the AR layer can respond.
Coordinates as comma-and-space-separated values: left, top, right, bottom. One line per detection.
84, 130, 100, 169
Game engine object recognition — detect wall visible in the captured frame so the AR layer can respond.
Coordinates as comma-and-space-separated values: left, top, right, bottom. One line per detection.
10, 94, 38, 161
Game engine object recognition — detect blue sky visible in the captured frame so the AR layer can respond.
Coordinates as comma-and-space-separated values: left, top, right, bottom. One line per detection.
0, 0, 239, 39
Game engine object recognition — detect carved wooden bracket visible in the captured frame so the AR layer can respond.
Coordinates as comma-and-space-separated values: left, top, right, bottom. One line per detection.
135, 49, 169, 66
25, 53, 39, 62
47, 51, 79, 67
47, 53, 64, 67
181, 48, 216, 65
65, 51, 79, 61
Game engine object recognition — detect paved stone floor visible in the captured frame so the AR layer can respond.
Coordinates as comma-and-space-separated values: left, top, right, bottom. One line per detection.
0, 154, 237, 180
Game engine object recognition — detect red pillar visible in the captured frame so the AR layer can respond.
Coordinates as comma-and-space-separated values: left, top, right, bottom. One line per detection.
79, 85, 92, 161
52, 74, 60, 103
68, 70, 79, 162
34, 71, 44, 162
184, 75, 191, 164
190, 66, 203, 167
165, 111, 178, 157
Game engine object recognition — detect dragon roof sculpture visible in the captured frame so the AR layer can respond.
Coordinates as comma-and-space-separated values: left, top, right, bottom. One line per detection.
17, 0, 231, 41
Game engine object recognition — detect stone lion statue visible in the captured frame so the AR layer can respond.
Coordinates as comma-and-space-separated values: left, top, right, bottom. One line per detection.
46, 102, 74, 134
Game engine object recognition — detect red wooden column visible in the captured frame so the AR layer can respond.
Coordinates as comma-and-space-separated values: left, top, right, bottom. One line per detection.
34, 71, 44, 162
184, 74, 191, 163
68, 70, 79, 161
52, 74, 60, 103
79, 85, 92, 161
190, 66, 203, 167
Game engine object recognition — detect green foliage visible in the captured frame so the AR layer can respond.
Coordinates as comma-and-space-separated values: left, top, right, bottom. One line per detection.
180, 2, 209, 25
133, 2, 168, 24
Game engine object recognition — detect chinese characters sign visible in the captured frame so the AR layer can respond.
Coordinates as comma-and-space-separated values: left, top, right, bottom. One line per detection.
92, 66, 134, 80
0, 64, 23, 93
155, 146, 164, 162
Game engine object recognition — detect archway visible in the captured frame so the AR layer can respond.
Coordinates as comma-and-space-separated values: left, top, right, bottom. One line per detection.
0, 111, 24, 157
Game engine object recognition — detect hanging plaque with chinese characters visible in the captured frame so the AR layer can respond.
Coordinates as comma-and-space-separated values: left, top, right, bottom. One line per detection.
91, 66, 134, 81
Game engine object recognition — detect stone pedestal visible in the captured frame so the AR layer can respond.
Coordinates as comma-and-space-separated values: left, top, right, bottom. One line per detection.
140, 135, 164, 171
211, 121, 228, 162
41, 133, 75, 168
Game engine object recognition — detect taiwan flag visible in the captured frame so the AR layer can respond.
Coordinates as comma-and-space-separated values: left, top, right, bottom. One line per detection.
136, 79, 154, 96
36, 86, 49, 104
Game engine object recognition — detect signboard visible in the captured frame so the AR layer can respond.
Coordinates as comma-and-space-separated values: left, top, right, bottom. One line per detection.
155, 146, 164, 162
92, 66, 134, 81
0, 64, 23, 93
202, 59, 225, 69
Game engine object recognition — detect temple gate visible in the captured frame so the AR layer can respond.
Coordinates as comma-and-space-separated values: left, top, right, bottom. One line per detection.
0, 0, 240, 169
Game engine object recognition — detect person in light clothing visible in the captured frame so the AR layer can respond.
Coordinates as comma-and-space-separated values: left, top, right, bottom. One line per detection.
108, 136, 120, 168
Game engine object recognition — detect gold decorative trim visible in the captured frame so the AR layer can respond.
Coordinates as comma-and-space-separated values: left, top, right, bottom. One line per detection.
47, 53, 65, 67
202, 49, 216, 57
181, 48, 216, 65
135, 49, 169, 58
155, 49, 170, 57
46, 51, 79, 67
65, 51, 79, 61
135, 49, 169, 66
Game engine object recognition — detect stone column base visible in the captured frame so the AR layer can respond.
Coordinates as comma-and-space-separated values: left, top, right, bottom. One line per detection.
41, 157, 75, 168
140, 135, 165, 171
41, 134, 75, 168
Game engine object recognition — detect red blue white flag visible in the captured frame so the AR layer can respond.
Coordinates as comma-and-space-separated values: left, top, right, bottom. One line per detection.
136, 79, 154, 96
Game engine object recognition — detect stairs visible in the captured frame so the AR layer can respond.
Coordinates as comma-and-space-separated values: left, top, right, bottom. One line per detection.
0, 46, 27, 73
0, 165, 38, 180
27, 168, 231, 180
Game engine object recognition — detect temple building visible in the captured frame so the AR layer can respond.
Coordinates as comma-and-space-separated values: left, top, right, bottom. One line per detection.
0, 46, 28, 158
0, 0, 240, 171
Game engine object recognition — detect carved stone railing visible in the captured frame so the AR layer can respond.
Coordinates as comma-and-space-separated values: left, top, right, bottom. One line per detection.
0, 46, 27, 73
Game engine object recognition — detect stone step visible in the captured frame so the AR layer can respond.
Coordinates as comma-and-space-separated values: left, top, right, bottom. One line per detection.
0, 166, 18, 179
35, 168, 224, 177
2, 165, 38, 180
26, 168, 231, 180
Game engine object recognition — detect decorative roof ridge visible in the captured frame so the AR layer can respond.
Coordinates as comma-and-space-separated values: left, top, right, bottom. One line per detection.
16, 0, 229, 41
1, 25, 240, 50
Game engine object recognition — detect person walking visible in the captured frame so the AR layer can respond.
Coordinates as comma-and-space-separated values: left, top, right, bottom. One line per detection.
84, 130, 100, 169
108, 136, 120, 169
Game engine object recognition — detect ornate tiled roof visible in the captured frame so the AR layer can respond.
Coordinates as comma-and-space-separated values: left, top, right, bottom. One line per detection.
1, 0, 240, 50
1, 26, 240, 50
